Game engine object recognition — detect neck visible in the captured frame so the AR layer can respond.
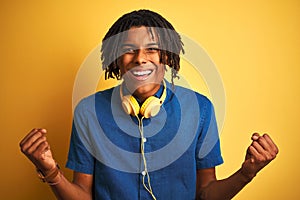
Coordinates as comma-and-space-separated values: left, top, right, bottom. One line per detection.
133, 84, 161, 103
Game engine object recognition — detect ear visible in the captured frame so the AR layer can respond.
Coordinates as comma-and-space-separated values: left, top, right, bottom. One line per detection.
164, 54, 168, 63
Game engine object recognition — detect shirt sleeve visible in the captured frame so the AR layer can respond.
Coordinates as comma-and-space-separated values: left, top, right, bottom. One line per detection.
196, 96, 224, 169
66, 99, 95, 175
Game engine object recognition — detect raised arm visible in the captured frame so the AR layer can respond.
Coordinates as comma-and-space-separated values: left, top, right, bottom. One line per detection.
19, 128, 93, 200
196, 133, 279, 200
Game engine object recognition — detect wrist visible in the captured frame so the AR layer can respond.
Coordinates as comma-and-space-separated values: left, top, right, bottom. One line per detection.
36, 163, 62, 185
238, 168, 255, 183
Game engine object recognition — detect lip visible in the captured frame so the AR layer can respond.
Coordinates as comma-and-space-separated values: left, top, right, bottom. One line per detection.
128, 67, 155, 81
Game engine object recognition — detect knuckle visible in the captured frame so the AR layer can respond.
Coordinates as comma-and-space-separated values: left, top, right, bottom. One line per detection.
20, 145, 29, 154
265, 154, 272, 161
20, 146, 26, 154
41, 136, 47, 142
270, 151, 277, 159
26, 148, 34, 155
31, 128, 37, 132
43, 141, 49, 146
248, 145, 254, 153
260, 156, 266, 162
263, 133, 269, 137
257, 137, 264, 143
36, 132, 42, 138
257, 155, 266, 162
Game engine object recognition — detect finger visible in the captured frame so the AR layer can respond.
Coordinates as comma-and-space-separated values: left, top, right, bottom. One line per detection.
251, 141, 266, 155
26, 135, 48, 155
39, 128, 47, 134
20, 128, 47, 147
20, 128, 39, 146
251, 133, 275, 154
252, 140, 277, 162
251, 133, 260, 141
33, 140, 51, 160
246, 147, 255, 163
262, 134, 279, 154
255, 136, 273, 152
20, 129, 47, 153
31, 141, 56, 172
248, 145, 260, 161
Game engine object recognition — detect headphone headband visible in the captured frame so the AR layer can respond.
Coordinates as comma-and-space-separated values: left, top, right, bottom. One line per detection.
120, 81, 167, 118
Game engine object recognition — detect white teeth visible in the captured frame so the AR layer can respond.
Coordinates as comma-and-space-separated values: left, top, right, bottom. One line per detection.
132, 70, 152, 76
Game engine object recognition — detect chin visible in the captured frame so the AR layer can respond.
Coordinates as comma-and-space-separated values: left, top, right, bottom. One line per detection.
135, 84, 156, 94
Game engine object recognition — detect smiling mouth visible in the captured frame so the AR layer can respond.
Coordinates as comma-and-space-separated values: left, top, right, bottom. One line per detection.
130, 69, 153, 80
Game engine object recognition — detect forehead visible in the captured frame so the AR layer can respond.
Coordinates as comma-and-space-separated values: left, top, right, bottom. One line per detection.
122, 26, 158, 45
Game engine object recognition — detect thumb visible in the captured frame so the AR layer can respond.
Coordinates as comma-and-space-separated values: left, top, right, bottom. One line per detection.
245, 146, 255, 163
251, 133, 260, 141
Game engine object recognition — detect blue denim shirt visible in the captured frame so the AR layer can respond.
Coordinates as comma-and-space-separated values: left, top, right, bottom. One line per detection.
67, 81, 223, 200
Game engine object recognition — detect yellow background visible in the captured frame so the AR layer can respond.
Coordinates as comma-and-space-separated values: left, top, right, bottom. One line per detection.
1, 0, 299, 199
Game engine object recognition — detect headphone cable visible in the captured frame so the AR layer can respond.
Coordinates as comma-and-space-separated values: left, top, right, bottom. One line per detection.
137, 116, 157, 200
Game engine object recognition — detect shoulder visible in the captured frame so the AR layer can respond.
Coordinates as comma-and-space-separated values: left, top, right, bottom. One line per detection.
74, 86, 118, 115
172, 85, 213, 107
170, 85, 215, 122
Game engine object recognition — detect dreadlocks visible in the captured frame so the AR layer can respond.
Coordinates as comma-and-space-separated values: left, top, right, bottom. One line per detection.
100, 9, 184, 85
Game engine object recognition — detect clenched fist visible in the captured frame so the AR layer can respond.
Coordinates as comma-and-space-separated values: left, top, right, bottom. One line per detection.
241, 133, 279, 180
19, 128, 57, 174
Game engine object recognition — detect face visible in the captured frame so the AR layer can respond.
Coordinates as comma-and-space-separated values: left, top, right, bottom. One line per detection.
118, 26, 165, 102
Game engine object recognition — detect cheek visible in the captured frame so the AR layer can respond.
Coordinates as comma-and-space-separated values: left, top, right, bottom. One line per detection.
153, 54, 161, 63
117, 56, 127, 74
156, 65, 165, 78
119, 55, 133, 67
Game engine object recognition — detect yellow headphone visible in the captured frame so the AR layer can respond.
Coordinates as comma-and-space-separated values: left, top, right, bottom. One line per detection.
120, 81, 167, 118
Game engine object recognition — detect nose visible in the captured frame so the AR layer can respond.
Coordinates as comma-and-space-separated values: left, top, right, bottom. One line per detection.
134, 49, 148, 65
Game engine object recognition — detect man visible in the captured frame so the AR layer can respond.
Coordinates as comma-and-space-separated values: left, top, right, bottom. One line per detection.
20, 10, 278, 200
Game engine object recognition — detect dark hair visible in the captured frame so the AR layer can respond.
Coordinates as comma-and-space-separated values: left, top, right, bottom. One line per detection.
101, 9, 184, 83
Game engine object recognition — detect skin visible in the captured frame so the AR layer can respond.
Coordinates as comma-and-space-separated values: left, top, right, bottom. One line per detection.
118, 26, 165, 102
19, 26, 279, 200
196, 133, 278, 200
19, 128, 93, 200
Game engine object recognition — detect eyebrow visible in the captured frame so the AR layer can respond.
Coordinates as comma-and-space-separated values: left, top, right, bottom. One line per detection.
121, 42, 159, 48
146, 42, 159, 47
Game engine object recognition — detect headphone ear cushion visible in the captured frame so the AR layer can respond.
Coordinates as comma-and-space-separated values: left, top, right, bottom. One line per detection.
122, 95, 140, 116
140, 96, 162, 118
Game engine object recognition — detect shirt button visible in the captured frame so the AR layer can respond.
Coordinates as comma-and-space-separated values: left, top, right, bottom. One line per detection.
141, 171, 146, 176
142, 137, 147, 143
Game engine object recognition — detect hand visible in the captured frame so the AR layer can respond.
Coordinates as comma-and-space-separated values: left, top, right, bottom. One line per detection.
19, 128, 57, 174
241, 133, 279, 180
